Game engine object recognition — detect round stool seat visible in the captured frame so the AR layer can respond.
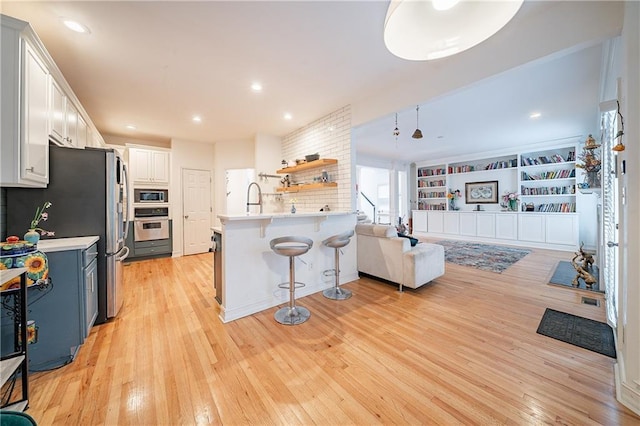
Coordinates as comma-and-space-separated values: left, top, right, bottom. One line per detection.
322, 230, 354, 301
270, 236, 313, 257
270, 236, 313, 325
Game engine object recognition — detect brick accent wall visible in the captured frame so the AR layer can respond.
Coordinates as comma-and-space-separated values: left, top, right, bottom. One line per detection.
281, 106, 352, 212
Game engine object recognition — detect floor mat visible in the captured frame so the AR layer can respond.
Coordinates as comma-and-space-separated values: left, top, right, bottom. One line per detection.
549, 260, 602, 292
536, 308, 616, 358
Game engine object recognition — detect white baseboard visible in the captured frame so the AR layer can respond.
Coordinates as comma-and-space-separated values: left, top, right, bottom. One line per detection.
615, 356, 640, 416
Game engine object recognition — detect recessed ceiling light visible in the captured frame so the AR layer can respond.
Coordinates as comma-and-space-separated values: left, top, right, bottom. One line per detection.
283, 113, 292, 120
125, 124, 136, 130
61, 18, 91, 34
251, 82, 262, 92
192, 115, 202, 123
529, 112, 542, 119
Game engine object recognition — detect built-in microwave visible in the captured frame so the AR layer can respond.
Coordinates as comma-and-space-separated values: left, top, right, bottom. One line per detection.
134, 189, 168, 203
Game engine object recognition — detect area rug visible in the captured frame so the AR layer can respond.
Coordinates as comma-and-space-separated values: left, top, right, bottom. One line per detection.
549, 260, 602, 293
536, 308, 616, 358
434, 240, 531, 273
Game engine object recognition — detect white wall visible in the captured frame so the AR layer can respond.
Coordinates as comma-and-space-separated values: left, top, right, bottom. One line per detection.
254, 133, 284, 213
616, 0, 640, 416
213, 139, 254, 227
170, 139, 215, 257
281, 105, 352, 212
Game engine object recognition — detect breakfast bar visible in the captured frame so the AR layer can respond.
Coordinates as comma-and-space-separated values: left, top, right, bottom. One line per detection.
215, 211, 357, 323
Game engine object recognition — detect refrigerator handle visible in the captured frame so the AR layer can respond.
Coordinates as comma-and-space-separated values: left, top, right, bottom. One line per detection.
122, 162, 131, 240
116, 246, 130, 261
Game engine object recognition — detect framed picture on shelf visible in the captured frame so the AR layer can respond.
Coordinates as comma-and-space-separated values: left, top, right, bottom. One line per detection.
465, 180, 499, 204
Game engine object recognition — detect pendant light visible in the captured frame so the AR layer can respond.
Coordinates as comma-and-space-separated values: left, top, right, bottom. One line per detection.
393, 113, 400, 142
412, 105, 423, 139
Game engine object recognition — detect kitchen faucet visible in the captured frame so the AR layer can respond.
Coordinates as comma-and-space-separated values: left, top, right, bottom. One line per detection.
246, 181, 263, 214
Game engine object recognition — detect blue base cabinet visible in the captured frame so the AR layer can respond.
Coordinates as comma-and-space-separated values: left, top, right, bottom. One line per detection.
0, 242, 98, 370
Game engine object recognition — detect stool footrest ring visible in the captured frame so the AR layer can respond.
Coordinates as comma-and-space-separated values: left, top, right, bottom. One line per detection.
277, 281, 306, 290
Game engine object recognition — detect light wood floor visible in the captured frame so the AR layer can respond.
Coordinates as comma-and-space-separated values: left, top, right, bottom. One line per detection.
17, 245, 640, 425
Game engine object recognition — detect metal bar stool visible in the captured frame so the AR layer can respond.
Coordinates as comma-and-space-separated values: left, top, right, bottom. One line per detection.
270, 236, 313, 325
322, 230, 354, 300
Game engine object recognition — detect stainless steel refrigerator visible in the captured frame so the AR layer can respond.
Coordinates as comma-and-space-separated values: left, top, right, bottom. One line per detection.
6, 145, 130, 324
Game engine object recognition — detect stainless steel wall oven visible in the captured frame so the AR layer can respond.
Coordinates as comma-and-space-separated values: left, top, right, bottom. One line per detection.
134, 207, 169, 242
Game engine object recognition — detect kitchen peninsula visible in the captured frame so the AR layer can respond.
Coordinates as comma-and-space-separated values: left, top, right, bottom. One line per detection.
214, 211, 357, 323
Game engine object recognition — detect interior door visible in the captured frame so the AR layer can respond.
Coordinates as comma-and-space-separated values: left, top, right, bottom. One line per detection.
183, 169, 212, 256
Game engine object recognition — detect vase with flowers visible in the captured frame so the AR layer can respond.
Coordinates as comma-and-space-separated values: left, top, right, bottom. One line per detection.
447, 189, 461, 210
502, 192, 520, 211
25, 201, 55, 244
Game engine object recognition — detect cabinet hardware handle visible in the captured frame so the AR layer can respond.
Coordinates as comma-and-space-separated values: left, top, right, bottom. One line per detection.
26, 166, 34, 172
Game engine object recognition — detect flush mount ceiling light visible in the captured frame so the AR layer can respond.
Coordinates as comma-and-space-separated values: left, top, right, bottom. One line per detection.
384, 0, 524, 61
412, 106, 423, 139
61, 18, 91, 34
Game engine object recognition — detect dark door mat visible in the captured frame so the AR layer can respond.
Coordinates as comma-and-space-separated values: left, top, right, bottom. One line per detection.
549, 260, 602, 293
536, 308, 616, 358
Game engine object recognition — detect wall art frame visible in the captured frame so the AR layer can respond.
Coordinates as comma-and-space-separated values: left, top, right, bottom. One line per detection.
465, 180, 499, 204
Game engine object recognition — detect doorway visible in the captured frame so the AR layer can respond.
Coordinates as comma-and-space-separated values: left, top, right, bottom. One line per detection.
182, 168, 212, 256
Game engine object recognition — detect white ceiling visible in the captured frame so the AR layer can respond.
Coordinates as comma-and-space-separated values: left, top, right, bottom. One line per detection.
1, 1, 623, 162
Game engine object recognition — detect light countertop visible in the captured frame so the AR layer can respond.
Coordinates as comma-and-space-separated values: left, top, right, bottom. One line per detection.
218, 211, 355, 222
37, 236, 100, 252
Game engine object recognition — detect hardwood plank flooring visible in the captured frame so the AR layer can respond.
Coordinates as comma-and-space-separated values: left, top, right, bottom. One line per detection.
16, 246, 640, 425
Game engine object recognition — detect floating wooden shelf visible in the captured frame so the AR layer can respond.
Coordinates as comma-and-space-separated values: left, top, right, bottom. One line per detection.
276, 182, 338, 193
276, 158, 338, 174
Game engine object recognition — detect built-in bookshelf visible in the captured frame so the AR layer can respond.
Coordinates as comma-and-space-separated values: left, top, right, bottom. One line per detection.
448, 154, 518, 174
414, 144, 578, 214
416, 165, 447, 210
518, 146, 576, 213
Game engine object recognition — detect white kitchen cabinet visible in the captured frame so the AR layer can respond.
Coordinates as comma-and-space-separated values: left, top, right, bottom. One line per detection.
518, 214, 546, 243
49, 74, 90, 149
1, 16, 49, 188
495, 213, 518, 240
76, 114, 87, 149
412, 210, 428, 233
443, 212, 459, 234
427, 211, 444, 233
130, 148, 170, 185
459, 212, 477, 236
476, 213, 496, 238
49, 77, 66, 143
545, 214, 578, 246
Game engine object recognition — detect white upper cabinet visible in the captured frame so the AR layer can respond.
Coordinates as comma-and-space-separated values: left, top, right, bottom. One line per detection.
49, 77, 66, 143
1, 16, 49, 187
130, 148, 170, 185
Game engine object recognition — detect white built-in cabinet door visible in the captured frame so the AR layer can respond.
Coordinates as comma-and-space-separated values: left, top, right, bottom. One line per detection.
443, 212, 459, 234
518, 214, 546, 243
65, 101, 78, 147
427, 211, 444, 233
49, 77, 66, 144
20, 40, 49, 186
76, 114, 87, 149
476, 213, 496, 238
459, 212, 477, 236
151, 150, 170, 183
130, 148, 170, 184
495, 213, 518, 240
545, 215, 578, 246
412, 210, 428, 233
